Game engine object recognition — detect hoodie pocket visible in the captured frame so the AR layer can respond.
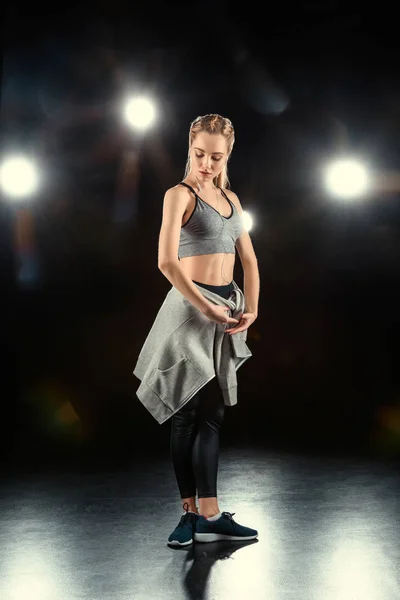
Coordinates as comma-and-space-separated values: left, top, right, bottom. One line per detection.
147, 355, 204, 410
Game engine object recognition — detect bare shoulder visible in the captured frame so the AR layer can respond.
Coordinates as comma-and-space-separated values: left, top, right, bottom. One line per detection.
163, 183, 191, 211
223, 188, 258, 264
164, 183, 189, 200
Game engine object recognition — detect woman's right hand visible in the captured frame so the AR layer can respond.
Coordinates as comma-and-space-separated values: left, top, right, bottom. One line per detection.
203, 303, 239, 326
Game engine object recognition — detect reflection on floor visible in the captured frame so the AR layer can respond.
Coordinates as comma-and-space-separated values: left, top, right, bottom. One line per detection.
1, 447, 399, 600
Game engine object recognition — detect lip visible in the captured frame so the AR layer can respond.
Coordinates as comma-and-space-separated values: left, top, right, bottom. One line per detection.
200, 171, 212, 176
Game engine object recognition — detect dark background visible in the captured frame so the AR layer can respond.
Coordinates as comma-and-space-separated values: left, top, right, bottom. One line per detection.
2, 1, 400, 472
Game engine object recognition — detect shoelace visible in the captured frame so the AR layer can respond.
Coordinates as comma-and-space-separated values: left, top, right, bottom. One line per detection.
222, 511, 236, 519
221, 511, 237, 529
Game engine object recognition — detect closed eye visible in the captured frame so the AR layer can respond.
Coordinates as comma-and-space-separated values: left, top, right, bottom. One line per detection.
195, 153, 222, 162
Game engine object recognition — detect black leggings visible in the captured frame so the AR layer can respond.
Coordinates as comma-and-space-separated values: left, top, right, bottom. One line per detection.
170, 279, 234, 499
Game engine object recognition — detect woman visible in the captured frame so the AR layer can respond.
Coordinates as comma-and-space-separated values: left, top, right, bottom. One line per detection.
134, 114, 260, 546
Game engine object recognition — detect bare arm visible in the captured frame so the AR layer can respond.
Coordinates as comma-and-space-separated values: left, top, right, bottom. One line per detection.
159, 261, 213, 314
243, 261, 259, 317
158, 186, 213, 315
225, 189, 260, 318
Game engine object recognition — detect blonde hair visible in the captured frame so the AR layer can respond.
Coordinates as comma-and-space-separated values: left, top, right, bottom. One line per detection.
183, 114, 235, 189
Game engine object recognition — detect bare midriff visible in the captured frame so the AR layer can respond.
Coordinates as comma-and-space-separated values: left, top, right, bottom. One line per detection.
179, 191, 236, 286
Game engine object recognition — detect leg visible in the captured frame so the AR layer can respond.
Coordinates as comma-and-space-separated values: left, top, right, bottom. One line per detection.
170, 392, 201, 512
193, 388, 225, 518
181, 496, 198, 513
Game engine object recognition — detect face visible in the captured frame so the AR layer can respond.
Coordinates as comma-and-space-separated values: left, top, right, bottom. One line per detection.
190, 132, 228, 183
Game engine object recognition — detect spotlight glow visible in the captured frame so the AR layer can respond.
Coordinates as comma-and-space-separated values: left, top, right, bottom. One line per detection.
124, 96, 157, 131
324, 158, 370, 199
0, 155, 39, 199
242, 210, 254, 232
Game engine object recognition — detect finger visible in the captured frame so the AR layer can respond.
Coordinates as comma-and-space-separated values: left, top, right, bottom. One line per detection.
226, 317, 243, 329
225, 327, 245, 334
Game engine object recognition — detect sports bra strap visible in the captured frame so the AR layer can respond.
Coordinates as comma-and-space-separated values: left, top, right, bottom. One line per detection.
179, 181, 197, 195
180, 181, 231, 203
217, 186, 230, 202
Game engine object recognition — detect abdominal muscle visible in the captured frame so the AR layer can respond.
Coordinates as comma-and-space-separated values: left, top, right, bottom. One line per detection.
179, 194, 236, 286
179, 253, 235, 286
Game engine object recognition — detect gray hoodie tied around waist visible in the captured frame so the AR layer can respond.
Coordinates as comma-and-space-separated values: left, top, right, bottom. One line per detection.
133, 280, 252, 424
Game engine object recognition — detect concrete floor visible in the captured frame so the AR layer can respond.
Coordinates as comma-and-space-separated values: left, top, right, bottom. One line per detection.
1, 447, 399, 600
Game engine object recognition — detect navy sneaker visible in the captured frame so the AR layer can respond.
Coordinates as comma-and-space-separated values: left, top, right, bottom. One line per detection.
194, 511, 258, 543
167, 502, 200, 547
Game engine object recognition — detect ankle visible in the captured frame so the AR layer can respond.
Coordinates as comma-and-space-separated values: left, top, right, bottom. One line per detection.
182, 498, 198, 513
200, 510, 220, 519
198, 497, 220, 518
183, 505, 198, 513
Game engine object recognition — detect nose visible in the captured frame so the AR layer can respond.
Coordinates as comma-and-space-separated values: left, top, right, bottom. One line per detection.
202, 156, 212, 170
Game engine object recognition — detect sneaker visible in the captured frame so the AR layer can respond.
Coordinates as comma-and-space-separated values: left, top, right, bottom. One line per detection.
167, 502, 200, 547
194, 511, 258, 543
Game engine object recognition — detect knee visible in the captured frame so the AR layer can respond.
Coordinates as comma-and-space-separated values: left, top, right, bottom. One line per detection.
213, 401, 225, 426
202, 400, 225, 430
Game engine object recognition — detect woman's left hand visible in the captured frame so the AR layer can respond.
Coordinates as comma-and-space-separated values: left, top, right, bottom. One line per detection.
225, 312, 257, 335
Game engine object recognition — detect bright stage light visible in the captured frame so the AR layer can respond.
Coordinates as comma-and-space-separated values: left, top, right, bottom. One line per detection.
0, 155, 40, 200
124, 96, 157, 131
242, 210, 254, 232
323, 158, 370, 199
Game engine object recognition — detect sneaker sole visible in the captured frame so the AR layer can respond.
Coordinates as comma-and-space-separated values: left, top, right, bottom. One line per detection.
194, 532, 258, 542
167, 538, 193, 546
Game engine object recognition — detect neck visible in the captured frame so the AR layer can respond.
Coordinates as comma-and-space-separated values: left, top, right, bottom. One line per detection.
189, 175, 217, 193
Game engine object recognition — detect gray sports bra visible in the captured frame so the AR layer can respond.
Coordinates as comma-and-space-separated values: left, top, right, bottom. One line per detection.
178, 182, 244, 259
